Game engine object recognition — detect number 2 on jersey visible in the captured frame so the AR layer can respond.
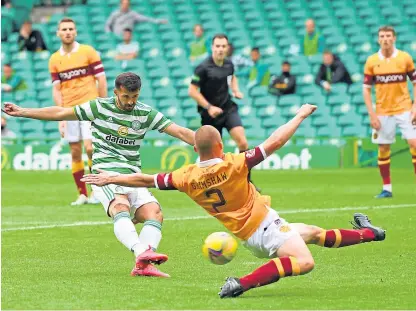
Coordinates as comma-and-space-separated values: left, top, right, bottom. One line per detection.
205, 188, 226, 212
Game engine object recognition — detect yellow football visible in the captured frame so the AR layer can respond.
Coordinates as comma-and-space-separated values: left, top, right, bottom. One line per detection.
202, 232, 238, 265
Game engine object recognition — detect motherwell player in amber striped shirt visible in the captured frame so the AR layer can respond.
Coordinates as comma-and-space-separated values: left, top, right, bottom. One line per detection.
49, 18, 108, 205
81, 105, 386, 298
363, 26, 416, 198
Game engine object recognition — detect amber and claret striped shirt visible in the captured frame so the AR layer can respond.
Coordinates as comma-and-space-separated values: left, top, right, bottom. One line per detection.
48, 42, 105, 107
154, 146, 270, 241
363, 48, 416, 116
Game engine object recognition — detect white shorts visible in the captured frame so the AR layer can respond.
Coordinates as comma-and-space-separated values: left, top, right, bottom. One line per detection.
372, 111, 416, 144
243, 208, 299, 258
91, 182, 159, 217
65, 120, 92, 143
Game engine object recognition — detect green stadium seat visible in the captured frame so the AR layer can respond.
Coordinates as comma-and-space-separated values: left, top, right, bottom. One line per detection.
299, 85, 322, 97
5, 118, 21, 133
316, 124, 342, 137
280, 105, 301, 118
351, 94, 365, 106
20, 100, 39, 108
303, 94, 326, 106
253, 95, 277, 108
337, 110, 361, 126
357, 104, 368, 116
187, 118, 200, 130
262, 115, 287, 129
20, 119, 44, 133
257, 105, 277, 118
43, 121, 58, 133
329, 84, 349, 95
249, 86, 268, 99
278, 94, 301, 108
342, 125, 369, 137
245, 127, 266, 139
327, 94, 350, 107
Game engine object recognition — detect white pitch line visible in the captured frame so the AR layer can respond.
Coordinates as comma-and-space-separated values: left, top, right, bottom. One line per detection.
2, 203, 415, 232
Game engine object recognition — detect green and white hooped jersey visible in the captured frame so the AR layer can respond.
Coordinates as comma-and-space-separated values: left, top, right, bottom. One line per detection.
73, 97, 172, 174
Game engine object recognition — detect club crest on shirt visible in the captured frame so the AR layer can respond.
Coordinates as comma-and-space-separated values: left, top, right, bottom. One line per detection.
246, 149, 256, 158
131, 120, 141, 131
279, 225, 291, 233
373, 132, 378, 139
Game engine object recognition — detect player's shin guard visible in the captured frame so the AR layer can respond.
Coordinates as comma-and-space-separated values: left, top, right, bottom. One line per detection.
378, 149, 391, 192
113, 212, 147, 257
138, 220, 162, 251
72, 160, 87, 196
410, 148, 416, 174
239, 257, 300, 291
317, 229, 375, 247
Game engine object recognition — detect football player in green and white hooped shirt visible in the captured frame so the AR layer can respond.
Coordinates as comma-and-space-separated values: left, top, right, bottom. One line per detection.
3, 72, 195, 278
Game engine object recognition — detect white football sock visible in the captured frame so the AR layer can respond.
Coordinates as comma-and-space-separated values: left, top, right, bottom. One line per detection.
138, 220, 162, 251
113, 211, 147, 257
383, 184, 392, 192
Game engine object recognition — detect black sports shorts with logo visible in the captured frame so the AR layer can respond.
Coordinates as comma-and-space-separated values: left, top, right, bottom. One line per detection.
200, 100, 243, 137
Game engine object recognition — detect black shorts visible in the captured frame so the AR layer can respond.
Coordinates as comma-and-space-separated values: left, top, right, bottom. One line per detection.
200, 102, 243, 136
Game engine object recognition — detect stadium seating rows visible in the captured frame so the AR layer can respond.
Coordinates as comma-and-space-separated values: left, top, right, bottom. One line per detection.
2, 0, 416, 145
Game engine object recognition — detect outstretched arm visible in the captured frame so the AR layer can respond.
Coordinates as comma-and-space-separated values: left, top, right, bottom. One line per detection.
241, 104, 317, 170
82, 169, 156, 188
2, 102, 78, 121
163, 123, 195, 146
262, 104, 316, 156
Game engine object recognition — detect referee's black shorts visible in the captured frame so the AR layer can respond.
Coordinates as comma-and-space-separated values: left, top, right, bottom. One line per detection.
200, 101, 243, 137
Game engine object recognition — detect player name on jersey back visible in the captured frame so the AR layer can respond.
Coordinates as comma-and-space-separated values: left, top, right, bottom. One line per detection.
191, 172, 228, 190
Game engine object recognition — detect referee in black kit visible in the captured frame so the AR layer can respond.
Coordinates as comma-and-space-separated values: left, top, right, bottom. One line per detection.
188, 34, 259, 188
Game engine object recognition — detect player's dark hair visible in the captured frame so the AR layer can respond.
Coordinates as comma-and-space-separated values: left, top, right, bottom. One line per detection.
251, 47, 260, 53
323, 50, 333, 55
58, 17, 76, 28
282, 61, 290, 66
212, 33, 228, 45
115, 72, 142, 91
378, 25, 396, 36
4, 63, 11, 67
124, 28, 132, 33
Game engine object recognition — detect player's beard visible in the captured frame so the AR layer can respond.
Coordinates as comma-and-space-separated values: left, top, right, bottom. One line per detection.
116, 95, 135, 111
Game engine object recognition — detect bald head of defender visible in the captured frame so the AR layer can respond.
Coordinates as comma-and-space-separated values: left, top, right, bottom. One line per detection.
194, 125, 224, 160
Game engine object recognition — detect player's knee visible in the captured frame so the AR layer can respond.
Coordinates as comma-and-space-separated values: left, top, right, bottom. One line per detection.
310, 225, 324, 241
137, 203, 164, 223
151, 207, 163, 223
298, 256, 315, 275
110, 203, 130, 217
85, 146, 93, 156
236, 137, 248, 151
239, 141, 248, 151
70, 146, 82, 161
378, 144, 390, 154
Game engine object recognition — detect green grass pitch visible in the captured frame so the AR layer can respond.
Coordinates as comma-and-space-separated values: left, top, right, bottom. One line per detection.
2, 168, 415, 310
